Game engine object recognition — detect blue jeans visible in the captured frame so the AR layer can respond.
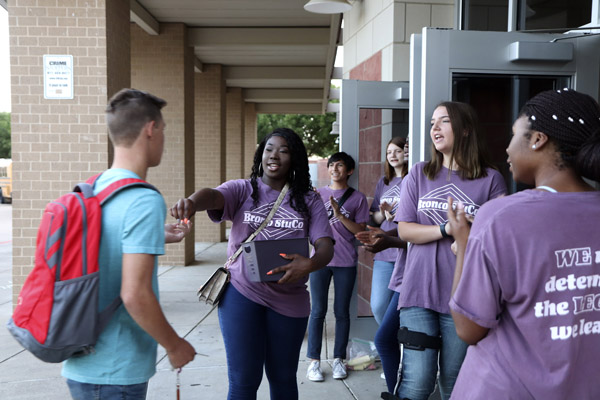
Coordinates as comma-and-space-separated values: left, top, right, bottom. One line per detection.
374, 291, 401, 393
371, 260, 395, 324
307, 266, 357, 360
218, 284, 308, 400
66, 379, 148, 400
397, 307, 468, 400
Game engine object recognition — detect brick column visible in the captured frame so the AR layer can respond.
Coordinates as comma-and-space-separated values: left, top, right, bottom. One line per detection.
226, 87, 244, 181
350, 52, 383, 317
131, 23, 195, 265
243, 102, 257, 178
194, 64, 226, 242
8, 0, 130, 303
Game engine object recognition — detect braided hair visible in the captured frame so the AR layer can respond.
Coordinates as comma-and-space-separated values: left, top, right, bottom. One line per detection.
250, 128, 312, 219
520, 88, 600, 181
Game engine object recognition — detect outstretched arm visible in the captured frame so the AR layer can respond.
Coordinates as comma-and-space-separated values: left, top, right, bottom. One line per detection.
170, 188, 225, 221
446, 197, 489, 345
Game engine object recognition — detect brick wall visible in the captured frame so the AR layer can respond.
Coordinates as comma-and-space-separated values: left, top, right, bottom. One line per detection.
131, 23, 194, 265
8, 0, 129, 303
194, 64, 226, 242
344, 0, 454, 81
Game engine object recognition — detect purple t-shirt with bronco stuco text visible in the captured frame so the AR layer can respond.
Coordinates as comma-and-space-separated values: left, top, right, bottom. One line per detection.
318, 186, 369, 267
450, 190, 600, 400
395, 162, 507, 314
370, 176, 403, 263
207, 179, 333, 318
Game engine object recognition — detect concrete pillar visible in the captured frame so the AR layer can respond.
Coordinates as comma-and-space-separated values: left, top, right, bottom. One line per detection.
131, 23, 195, 265
225, 87, 244, 181
243, 102, 257, 178
194, 64, 226, 242
8, 0, 130, 303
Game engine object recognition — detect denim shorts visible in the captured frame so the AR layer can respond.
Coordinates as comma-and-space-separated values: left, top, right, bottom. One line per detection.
66, 379, 149, 400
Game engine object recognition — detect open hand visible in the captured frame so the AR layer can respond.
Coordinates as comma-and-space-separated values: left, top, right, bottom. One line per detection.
355, 226, 389, 253
164, 220, 192, 244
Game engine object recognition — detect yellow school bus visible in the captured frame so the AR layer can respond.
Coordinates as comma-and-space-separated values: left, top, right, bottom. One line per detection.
0, 159, 12, 204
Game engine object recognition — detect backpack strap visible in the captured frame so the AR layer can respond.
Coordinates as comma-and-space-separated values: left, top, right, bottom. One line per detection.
74, 174, 159, 203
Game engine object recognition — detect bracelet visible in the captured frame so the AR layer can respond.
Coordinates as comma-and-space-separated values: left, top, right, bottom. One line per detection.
440, 222, 450, 238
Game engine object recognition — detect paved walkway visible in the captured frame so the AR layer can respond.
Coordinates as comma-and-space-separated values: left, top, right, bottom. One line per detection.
0, 219, 389, 399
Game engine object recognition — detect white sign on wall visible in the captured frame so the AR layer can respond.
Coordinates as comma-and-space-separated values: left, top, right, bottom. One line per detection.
43, 55, 73, 100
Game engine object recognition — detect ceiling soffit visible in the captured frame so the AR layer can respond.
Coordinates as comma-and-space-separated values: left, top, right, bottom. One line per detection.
133, 0, 341, 114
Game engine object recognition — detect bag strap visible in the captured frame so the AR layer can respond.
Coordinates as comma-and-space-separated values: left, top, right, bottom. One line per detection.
336, 187, 355, 209
75, 173, 160, 203
226, 182, 289, 266
328, 187, 355, 219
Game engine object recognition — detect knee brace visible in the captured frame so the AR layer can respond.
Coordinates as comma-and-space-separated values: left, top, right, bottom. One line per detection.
397, 327, 441, 351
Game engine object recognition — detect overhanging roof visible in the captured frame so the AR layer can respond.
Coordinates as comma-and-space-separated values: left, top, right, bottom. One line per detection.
132, 0, 341, 114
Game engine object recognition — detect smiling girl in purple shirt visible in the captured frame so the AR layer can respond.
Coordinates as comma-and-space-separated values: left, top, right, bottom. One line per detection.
171, 128, 334, 400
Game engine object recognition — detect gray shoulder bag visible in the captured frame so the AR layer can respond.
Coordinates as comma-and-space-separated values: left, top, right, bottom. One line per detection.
197, 183, 289, 306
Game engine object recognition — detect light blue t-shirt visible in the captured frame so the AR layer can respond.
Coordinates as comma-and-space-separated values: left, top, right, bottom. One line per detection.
62, 168, 166, 385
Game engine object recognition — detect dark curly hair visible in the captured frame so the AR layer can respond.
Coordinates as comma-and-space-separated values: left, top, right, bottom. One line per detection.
250, 128, 312, 219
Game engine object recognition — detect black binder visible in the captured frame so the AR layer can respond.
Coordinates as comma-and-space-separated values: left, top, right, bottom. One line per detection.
242, 238, 309, 282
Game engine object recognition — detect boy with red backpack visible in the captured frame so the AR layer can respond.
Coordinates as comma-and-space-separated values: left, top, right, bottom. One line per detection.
61, 89, 196, 398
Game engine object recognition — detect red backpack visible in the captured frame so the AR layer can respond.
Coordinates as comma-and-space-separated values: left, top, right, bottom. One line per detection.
6, 174, 158, 363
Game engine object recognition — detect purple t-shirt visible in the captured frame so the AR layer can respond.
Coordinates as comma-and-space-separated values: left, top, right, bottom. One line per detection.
395, 162, 507, 314
208, 179, 333, 318
450, 190, 600, 400
318, 186, 369, 267
370, 176, 403, 262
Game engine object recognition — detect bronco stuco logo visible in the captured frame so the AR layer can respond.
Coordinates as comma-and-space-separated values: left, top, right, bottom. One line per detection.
417, 184, 479, 224
380, 185, 402, 214
243, 202, 305, 240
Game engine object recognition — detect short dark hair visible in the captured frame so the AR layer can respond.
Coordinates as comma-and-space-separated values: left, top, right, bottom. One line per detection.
327, 152, 355, 172
105, 88, 167, 147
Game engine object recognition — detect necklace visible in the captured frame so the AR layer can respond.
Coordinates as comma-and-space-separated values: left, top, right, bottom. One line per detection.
536, 185, 557, 193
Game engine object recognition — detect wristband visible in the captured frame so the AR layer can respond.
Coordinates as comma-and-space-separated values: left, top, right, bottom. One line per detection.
440, 222, 450, 238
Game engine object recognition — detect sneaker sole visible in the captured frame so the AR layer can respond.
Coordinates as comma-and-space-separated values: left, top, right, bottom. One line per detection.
332, 374, 347, 380
307, 376, 324, 382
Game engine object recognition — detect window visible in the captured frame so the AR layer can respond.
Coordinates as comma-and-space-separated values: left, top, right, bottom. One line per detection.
462, 0, 594, 32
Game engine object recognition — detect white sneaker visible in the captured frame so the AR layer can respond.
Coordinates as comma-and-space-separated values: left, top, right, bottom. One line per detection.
332, 358, 347, 379
381, 372, 386, 380
307, 360, 324, 382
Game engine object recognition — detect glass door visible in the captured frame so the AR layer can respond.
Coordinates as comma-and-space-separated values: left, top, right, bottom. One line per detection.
341, 80, 410, 337
410, 28, 600, 193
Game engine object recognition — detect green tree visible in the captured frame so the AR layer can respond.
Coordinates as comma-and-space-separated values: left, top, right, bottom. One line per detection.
0, 113, 10, 158
257, 113, 338, 158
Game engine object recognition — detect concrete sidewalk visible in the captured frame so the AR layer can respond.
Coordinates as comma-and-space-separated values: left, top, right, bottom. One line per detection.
0, 238, 388, 400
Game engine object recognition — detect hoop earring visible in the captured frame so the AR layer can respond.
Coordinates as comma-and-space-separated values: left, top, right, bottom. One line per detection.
258, 164, 263, 176
290, 170, 296, 181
